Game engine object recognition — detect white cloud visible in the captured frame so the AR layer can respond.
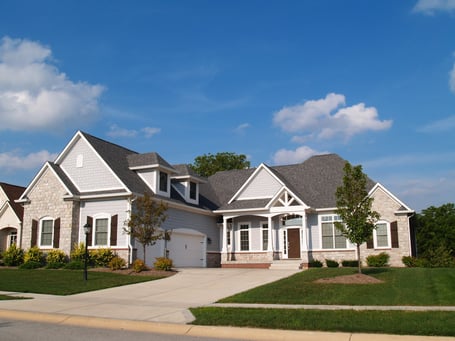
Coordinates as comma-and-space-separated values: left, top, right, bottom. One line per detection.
0, 150, 58, 171
273, 93, 392, 141
234, 123, 250, 134
272, 146, 325, 165
450, 60, 455, 93
142, 127, 161, 138
418, 115, 455, 132
413, 0, 455, 14
107, 124, 161, 138
0, 36, 104, 131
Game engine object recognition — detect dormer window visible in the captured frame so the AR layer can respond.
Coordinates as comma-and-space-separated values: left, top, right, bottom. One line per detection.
159, 171, 168, 192
189, 181, 197, 200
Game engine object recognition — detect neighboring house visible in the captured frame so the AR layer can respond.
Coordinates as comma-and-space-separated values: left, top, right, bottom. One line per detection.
0, 182, 25, 252
17, 131, 415, 268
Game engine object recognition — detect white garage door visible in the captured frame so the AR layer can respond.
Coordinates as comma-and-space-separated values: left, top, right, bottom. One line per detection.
167, 229, 205, 267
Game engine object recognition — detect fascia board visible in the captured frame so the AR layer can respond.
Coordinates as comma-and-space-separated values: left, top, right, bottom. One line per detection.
228, 164, 285, 204
18, 162, 53, 201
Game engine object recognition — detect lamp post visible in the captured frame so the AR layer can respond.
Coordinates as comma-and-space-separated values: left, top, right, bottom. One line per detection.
83, 223, 91, 281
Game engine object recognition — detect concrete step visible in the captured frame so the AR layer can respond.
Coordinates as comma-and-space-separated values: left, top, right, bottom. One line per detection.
269, 260, 303, 270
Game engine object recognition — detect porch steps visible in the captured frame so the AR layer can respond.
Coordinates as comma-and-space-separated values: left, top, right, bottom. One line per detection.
269, 260, 303, 270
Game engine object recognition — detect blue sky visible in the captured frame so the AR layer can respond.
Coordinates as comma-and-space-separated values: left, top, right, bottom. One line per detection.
0, 0, 454, 212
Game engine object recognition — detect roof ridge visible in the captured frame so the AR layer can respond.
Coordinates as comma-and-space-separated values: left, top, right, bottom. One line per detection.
79, 130, 138, 155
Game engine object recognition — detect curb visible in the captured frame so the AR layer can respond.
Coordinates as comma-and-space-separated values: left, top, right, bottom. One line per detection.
0, 309, 453, 341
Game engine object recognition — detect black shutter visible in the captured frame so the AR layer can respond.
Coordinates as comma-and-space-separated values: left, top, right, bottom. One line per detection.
53, 218, 61, 248
366, 236, 374, 249
110, 215, 118, 246
391, 221, 399, 248
31, 219, 38, 247
86, 216, 93, 246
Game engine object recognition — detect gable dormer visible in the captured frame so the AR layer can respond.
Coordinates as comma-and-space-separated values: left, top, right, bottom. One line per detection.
171, 164, 207, 205
128, 153, 176, 198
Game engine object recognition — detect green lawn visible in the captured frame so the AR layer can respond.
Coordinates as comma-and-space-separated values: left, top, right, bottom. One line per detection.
0, 268, 165, 295
190, 307, 455, 336
191, 268, 455, 336
219, 267, 455, 306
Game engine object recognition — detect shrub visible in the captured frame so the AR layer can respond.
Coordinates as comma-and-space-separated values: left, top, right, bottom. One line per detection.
64, 260, 85, 270
154, 257, 173, 271
46, 262, 66, 269
342, 260, 359, 267
24, 246, 45, 265
46, 249, 68, 266
308, 259, 323, 268
421, 245, 455, 268
70, 242, 89, 262
2, 244, 24, 266
109, 255, 126, 270
91, 248, 115, 267
402, 256, 419, 267
366, 252, 390, 267
325, 259, 339, 268
132, 258, 147, 273
19, 260, 42, 269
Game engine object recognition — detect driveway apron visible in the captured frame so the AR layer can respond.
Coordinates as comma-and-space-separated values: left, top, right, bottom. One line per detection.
0, 268, 298, 323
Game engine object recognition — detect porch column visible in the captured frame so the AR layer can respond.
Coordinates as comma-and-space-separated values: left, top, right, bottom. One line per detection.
267, 216, 273, 252
301, 211, 309, 264
221, 217, 227, 253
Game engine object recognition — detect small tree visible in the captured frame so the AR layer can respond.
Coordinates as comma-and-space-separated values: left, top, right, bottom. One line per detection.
124, 193, 168, 265
335, 162, 380, 273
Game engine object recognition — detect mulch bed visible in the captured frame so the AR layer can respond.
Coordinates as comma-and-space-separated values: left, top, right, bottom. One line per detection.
314, 273, 384, 284
89, 267, 177, 277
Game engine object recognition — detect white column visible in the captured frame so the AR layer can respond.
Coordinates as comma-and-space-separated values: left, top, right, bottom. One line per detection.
267, 216, 273, 252
221, 217, 227, 253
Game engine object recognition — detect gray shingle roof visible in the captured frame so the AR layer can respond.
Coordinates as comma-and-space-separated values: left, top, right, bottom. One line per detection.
128, 152, 175, 171
0, 182, 25, 219
203, 154, 376, 211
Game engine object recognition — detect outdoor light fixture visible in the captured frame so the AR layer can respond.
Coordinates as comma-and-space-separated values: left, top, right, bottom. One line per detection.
83, 223, 91, 281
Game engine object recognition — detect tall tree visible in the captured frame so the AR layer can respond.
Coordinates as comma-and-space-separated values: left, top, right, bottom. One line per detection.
335, 162, 380, 273
191, 152, 250, 177
416, 203, 455, 258
124, 193, 168, 265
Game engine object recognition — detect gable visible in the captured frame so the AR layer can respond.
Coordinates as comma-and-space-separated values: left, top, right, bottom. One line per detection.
58, 134, 125, 193
236, 166, 283, 201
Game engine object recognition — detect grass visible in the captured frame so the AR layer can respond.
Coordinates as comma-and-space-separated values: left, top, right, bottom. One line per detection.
219, 267, 455, 306
191, 268, 455, 336
0, 268, 165, 295
190, 307, 455, 336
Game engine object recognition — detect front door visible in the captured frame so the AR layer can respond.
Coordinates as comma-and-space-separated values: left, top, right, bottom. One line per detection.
287, 228, 301, 259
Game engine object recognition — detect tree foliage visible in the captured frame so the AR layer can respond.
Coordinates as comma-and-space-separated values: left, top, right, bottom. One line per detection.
124, 193, 168, 264
416, 203, 455, 258
335, 162, 380, 273
191, 152, 250, 177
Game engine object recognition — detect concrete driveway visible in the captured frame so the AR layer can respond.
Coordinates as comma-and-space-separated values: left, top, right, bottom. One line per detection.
0, 268, 298, 324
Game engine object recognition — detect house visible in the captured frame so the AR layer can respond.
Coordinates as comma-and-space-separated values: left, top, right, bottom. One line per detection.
0, 182, 25, 252
17, 130, 415, 268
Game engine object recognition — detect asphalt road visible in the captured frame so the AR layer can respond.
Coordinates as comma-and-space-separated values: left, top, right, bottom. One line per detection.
0, 317, 237, 341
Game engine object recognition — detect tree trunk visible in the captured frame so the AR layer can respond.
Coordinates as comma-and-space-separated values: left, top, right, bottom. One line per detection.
143, 244, 146, 265
357, 244, 362, 274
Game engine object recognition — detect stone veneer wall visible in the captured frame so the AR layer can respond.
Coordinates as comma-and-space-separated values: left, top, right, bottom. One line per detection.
21, 167, 80, 256
221, 251, 273, 265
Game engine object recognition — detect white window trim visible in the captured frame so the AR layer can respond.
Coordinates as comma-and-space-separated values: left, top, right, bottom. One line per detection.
373, 220, 391, 249
319, 214, 349, 250
8, 231, 17, 247
238, 222, 251, 252
92, 213, 111, 248
39, 217, 54, 249
158, 171, 169, 195
261, 221, 269, 251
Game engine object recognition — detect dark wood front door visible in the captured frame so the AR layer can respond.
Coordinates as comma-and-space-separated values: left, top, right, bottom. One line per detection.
287, 228, 301, 259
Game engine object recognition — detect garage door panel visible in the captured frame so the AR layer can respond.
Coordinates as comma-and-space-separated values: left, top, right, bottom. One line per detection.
167, 232, 205, 267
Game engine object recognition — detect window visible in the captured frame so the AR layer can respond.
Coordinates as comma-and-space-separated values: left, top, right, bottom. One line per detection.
374, 222, 390, 248
40, 219, 54, 247
159, 171, 168, 192
262, 223, 269, 251
226, 225, 232, 246
239, 223, 250, 251
8, 231, 17, 247
321, 215, 347, 249
95, 218, 108, 246
189, 182, 197, 200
